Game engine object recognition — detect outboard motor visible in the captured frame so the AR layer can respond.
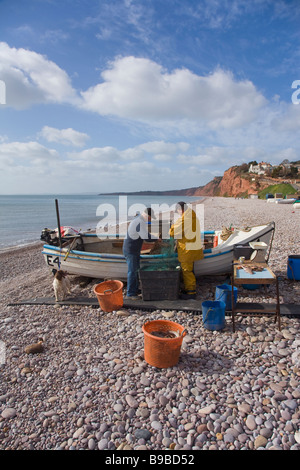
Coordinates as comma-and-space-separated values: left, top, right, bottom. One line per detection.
40, 228, 59, 245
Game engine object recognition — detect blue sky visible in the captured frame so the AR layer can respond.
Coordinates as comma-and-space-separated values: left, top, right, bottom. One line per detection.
0, 0, 299, 194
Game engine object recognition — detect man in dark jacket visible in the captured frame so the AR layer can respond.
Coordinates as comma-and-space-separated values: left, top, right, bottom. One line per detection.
123, 207, 159, 299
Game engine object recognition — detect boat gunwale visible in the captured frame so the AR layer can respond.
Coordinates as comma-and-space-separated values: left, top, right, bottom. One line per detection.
42, 222, 275, 263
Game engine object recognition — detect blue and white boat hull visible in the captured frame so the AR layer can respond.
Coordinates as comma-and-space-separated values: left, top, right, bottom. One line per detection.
42, 222, 275, 279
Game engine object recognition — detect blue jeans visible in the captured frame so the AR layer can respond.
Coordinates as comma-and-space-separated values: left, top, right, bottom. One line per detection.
123, 252, 140, 296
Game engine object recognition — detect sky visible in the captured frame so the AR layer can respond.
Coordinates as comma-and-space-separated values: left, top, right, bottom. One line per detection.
0, 0, 300, 195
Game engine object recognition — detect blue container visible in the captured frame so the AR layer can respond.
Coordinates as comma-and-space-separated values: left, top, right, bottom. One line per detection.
215, 284, 238, 310
287, 255, 300, 281
202, 300, 226, 331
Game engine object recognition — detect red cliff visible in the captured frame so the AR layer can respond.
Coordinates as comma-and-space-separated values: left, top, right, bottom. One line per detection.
195, 167, 270, 197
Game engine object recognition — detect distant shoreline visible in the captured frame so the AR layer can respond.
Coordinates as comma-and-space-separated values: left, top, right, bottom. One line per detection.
98, 189, 202, 196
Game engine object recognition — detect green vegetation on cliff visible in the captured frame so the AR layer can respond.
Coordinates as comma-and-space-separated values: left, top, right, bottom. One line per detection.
258, 183, 296, 199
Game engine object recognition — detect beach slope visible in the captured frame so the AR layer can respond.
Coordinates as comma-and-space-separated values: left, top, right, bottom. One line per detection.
0, 197, 299, 450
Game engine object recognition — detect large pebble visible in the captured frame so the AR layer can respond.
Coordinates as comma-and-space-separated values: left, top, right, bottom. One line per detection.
245, 415, 256, 431
255, 435, 268, 449
135, 429, 152, 441
1, 408, 16, 419
198, 405, 215, 415
98, 439, 109, 450
125, 395, 139, 408
151, 421, 162, 431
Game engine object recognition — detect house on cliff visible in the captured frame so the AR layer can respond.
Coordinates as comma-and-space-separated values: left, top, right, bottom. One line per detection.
249, 162, 272, 175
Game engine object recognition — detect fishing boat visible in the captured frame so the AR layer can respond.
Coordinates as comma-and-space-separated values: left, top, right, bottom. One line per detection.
41, 221, 275, 280
275, 198, 296, 204
293, 200, 300, 209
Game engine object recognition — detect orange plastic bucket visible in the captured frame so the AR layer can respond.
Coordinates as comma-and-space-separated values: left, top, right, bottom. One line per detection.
94, 280, 124, 312
142, 319, 187, 368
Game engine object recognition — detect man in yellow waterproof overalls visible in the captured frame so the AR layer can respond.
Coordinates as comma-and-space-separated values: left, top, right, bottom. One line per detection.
169, 201, 203, 299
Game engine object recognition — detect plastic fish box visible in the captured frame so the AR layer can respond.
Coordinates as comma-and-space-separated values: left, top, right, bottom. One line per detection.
233, 245, 254, 260
139, 268, 180, 301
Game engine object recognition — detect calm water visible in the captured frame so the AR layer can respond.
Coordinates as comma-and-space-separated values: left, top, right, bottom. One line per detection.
0, 194, 202, 249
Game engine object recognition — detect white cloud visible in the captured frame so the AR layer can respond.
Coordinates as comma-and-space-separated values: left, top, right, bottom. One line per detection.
0, 141, 59, 173
0, 43, 288, 144
68, 146, 128, 163
3, 134, 298, 195
0, 135, 8, 143
0, 42, 79, 109
270, 147, 299, 164
137, 140, 190, 155
177, 146, 241, 168
176, 143, 300, 170
68, 140, 190, 164
81, 56, 266, 129
67, 145, 146, 167
153, 154, 172, 161
183, 0, 300, 30
40, 126, 89, 147
177, 153, 217, 167
271, 102, 300, 132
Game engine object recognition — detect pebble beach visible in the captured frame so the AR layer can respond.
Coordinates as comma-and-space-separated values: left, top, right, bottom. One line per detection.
0, 197, 300, 451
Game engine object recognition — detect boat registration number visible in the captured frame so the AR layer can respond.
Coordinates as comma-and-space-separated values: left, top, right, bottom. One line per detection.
46, 255, 60, 267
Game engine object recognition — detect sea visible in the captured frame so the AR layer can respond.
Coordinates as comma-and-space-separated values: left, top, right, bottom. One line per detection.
0, 194, 202, 250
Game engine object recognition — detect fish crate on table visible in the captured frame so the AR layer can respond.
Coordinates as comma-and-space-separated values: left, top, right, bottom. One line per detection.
231, 260, 281, 332
139, 265, 181, 301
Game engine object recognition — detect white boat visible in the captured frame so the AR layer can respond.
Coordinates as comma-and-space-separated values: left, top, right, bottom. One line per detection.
275, 198, 296, 204
41, 222, 275, 280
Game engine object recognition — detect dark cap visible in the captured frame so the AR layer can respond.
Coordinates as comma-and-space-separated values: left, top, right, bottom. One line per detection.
144, 207, 156, 219
176, 201, 187, 212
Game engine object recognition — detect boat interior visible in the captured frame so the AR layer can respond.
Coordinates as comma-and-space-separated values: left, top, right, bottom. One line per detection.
68, 231, 217, 255
59, 216, 218, 255
41, 222, 274, 259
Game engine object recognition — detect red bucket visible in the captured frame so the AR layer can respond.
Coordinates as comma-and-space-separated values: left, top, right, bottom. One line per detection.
142, 319, 187, 368
94, 280, 124, 312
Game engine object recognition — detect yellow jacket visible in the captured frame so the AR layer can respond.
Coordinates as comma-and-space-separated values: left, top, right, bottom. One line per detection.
169, 207, 204, 263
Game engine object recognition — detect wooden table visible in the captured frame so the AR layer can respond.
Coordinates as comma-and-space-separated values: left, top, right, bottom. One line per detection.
231, 261, 281, 332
